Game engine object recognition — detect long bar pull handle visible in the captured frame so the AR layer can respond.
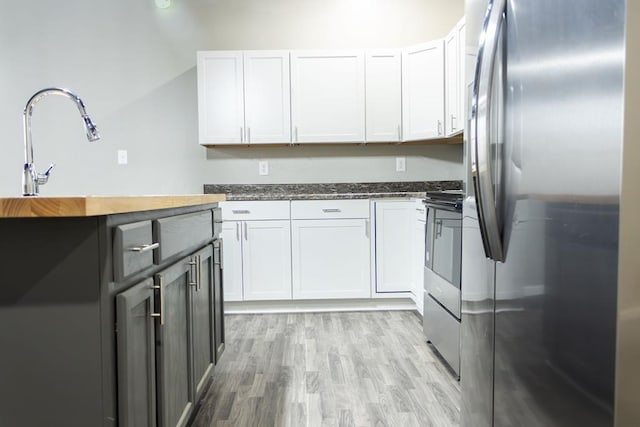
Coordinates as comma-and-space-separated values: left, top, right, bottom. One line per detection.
151, 275, 165, 325
294, 126, 298, 142
244, 222, 248, 241
235, 222, 240, 241
232, 210, 251, 214
197, 255, 202, 291
322, 208, 342, 213
397, 125, 402, 142
365, 219, 370, 239
451, 114, 456, 131
240, 127, 244, 143
437, 120, 443, 136
188, 258, 198, 288
471, 0, 506, 261
128, 242, 159, 252
219, 239, 224, 270
247, 127, 251, 144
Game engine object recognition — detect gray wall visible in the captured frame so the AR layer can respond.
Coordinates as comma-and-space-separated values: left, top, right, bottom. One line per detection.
0, 0, 463, 197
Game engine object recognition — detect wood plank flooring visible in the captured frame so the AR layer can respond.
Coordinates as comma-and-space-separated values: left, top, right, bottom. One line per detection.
192, 311, 460, 427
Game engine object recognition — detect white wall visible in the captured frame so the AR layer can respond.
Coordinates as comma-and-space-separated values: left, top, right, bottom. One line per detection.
0, 0, 463, 197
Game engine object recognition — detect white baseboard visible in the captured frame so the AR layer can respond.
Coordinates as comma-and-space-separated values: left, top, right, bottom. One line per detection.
225, 298, 417, 314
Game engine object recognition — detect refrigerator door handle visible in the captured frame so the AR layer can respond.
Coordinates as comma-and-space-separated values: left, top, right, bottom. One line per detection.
470, 0, 506, 262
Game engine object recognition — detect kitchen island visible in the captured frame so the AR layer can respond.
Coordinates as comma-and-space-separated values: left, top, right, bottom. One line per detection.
0, 195, 225, 427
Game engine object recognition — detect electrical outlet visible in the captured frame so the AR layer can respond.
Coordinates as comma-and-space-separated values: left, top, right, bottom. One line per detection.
259, 160, 269, 176
396, 157, 406, 172
117, 150, 128, 165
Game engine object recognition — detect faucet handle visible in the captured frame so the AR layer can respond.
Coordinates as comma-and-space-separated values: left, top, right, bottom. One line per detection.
36, 163, 55, 185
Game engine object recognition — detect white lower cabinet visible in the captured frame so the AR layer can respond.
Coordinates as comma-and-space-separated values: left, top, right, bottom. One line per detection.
221, 220, 292, 301
413, 201, 427, 315
242, 220, 292, 300
374, 200, 415, 293
291, 199, 371, 300
220, 222, 244, 301
292, 219, 371, 299
220, 201, 292, 302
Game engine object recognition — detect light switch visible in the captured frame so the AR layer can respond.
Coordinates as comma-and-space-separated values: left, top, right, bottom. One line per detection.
117, 150, 128, 165
259, 160, 269, 176
396, 157, 406, 172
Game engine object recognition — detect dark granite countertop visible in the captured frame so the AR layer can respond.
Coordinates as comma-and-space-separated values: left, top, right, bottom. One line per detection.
203, 181, 462, 201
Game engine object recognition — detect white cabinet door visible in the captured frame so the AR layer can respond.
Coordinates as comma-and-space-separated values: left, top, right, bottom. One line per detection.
365, 50, 402, 143
242, 220, 292, 300
445, 27, 460, 136
374, 201, 414, 293
197, 51, 245, 145
402, 40, 445, 141
456, 18, 466, 135
290, 50, 365, 143
221, 221, 244, 301
445, 17, 466, 136
413, 202, 426, 315
292, 219, 371, 299
243, 51, 291, 144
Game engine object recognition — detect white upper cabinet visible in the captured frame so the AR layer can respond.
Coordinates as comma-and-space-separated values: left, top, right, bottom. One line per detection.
243, 51, 291, 144
197, 51, 244, 145
197, 50, 291, 145
445, 17, 466, 136
457, 19, 467, 134
402, 40, 445, 141
290, 50, 365, 143
365, 50, 402, 143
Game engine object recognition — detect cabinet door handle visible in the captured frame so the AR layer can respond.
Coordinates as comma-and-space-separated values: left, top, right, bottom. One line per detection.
247, 127, 251, 143
451, 114, 456, 131
244, 222, 248, 240
397, 125, 402, 141
437, 120, 443, 136
235, 222, 240, 241
197, 255, 202, 291
240, 127, 244, 143
188, 258, 198, 288
365, 219, 370, 239
151, 275, 165, 325
127, 242, 159, 252
232, 209, 251, 214
294, 126, 298, 142
219, 239, 224, 270
322, 208, 341, 213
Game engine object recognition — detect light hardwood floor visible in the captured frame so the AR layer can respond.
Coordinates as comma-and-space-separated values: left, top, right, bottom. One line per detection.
192, 311, 460, 427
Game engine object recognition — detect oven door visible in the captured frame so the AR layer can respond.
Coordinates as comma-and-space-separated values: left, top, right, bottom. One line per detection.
424, 205, 463, 318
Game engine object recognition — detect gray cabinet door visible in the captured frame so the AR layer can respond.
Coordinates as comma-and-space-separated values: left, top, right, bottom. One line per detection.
214, 239, 226, 362
116, 278, 157, 427
192, 245, 215, 401
155, 260, 195, 427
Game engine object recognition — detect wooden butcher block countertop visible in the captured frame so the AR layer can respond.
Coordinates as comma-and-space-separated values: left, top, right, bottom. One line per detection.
0, 194, 226, 218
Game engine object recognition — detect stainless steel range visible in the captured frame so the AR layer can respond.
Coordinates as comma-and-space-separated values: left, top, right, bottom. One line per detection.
422, 190, 463, 379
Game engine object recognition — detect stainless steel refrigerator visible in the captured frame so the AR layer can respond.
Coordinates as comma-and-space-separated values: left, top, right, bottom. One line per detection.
461, 0, 628, 426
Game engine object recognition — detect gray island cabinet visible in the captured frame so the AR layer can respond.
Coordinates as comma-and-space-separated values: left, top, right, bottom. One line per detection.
0, 195, 226, 427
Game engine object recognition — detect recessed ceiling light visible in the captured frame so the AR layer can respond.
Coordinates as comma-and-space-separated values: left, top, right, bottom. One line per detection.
155, 0, 170, 9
